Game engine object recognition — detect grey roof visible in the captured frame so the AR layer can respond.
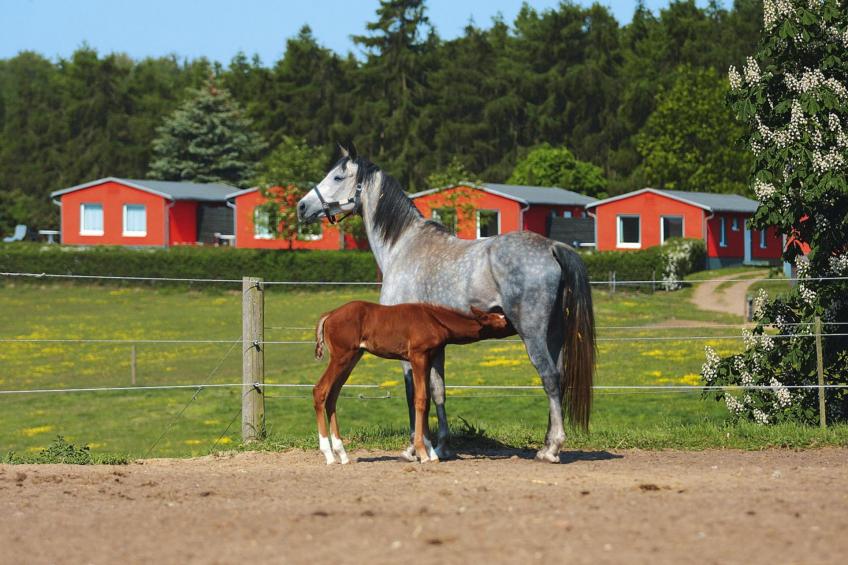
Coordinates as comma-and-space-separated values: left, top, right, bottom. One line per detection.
659, 190, 759, 213
411, 183, 596, 206
51, 177, 241, 202
586, 188, 759, 213
483, 183, 597, 206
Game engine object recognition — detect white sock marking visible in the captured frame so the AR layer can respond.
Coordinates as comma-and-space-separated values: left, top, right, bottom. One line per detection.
319, 434, 335, 465
331, 434, 350, 465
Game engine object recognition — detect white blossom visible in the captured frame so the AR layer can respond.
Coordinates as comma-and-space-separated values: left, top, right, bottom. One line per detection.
725, 394, 745, 415
744, 56, 761, 84
753, 288, 769, 319
729, 65, 743, 90
770, 377, 792, 408
702, 346, 720, 383
753, 408, 770, 425
829, 254, 848, 275
753, 180, 777, 199
763, 0, 797, 29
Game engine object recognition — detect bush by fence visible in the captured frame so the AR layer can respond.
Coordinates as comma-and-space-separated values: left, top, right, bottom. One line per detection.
580, 238, 706, 285
0, 238, 706, 288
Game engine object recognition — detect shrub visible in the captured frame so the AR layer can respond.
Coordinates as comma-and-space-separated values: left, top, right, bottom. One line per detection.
3, 435, 128, 465
579, 238, 705, 288
0, 243, 379, 287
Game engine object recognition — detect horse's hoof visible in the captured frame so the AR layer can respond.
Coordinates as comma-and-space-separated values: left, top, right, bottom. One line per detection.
535, 449, 560, 464
399, 446, 417, 462
434, 445, 453, 460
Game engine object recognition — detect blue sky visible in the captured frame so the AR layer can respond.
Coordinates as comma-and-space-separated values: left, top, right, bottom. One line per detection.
2, 1, 706, 64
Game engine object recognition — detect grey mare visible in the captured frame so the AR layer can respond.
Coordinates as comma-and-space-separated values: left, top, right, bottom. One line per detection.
297, 149, 596, 463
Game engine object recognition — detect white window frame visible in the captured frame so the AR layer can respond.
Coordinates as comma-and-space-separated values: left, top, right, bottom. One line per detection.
122, 204, 147, 237
476, 209, 501, 239
759, 229, 767, 249
79, 203, 104, 236
562, 210, 573, 218
616, 215, 641, 248
253, 207, 273, 240
719, 217, 728, 247
731, 216, 740, 231
660, 215, 685, 244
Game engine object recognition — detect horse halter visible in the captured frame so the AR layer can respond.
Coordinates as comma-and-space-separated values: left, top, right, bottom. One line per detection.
311, 183, 362, 225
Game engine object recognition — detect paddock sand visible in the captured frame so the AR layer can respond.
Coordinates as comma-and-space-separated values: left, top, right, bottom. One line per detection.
2, 449, 846, 565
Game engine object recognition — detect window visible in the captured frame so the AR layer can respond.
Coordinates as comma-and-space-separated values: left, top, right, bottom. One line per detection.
477, 210, 500, 238
253, 207, 273, 239
719, 217, 728, 247
616, 215, 640, 248
297, 221, 322, 241
562, 210, 573, 218
759, 229, 767, 249
431, 207, 457, 234
660, 216, 684, 243
123, 204, 147, 237
80, 203, 103, 235
731, 216, 740, 231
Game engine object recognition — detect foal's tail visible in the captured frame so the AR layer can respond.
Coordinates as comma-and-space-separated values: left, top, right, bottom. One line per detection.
314, 313, 329, 360
552, 244, 596, 432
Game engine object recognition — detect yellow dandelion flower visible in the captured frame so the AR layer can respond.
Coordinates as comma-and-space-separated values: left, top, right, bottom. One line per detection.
22, 425, 53, 437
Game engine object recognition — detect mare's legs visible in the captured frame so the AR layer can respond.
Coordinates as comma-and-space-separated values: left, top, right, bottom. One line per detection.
400, 361, 417, 462
522, 332, 566, 463
428, 348, 451, 459
313, 348, 358, 465
325, 350, 363, 464
409, 352, 438, 463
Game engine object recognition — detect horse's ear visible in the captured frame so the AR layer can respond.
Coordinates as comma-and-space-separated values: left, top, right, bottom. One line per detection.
347, 141, 358, 161
338, 144, 349, 158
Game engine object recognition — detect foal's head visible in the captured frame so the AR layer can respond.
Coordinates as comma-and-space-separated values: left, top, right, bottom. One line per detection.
470, 307, 513, 339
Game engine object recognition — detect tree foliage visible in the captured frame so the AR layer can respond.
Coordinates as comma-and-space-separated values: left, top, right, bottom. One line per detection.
702, 0, 848, 424
508, 143, 608, 197
0, 0, 768, 235
148, 79, 266, 184
252, 137, 329, 248
635, 66, 752, 194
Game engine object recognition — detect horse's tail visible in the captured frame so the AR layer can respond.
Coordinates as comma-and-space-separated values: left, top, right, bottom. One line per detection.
315, 313, 329, 360
552, 244, 596, 432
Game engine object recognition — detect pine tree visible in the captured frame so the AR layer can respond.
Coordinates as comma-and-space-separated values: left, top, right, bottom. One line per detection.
148, 78, 266, 185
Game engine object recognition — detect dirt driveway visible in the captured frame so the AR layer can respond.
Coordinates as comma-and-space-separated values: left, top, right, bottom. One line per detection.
690, 271, 763, 318
2, 448, 846, 564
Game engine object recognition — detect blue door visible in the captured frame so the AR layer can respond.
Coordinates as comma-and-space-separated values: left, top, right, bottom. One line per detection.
743, 226, 752, 264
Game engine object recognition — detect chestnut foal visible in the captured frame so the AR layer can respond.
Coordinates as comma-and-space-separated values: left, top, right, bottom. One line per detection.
313, 301, 511, 464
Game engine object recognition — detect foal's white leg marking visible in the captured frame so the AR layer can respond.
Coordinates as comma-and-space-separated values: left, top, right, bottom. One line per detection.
423, 436, 439, 463
331, 434, 350, 465
400, 444, 417, 462
319, 434, 336, 465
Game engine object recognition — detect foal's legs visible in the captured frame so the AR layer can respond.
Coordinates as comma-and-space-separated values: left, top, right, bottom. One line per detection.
313, 349, 358, 465
409, 352, 438, 463
325, 350, 362, 464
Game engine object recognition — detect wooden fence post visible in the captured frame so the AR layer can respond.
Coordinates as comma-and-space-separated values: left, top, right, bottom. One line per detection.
131, 345, 137, 386
815, 316, 826, 429
243, 276, 265, 442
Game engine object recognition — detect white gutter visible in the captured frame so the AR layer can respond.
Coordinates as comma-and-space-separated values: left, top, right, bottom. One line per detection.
164, 200, 175, 248
518, 201, 530, 231
586, 208, 598, 249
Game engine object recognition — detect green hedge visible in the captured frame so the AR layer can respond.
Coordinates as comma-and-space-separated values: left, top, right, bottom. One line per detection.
0, 244, 379, 286
0, 238, 706, 289
580, 238, 707, 285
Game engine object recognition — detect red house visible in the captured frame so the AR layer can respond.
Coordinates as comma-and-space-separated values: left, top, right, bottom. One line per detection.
226, 187, 364, 250
51, 178, 237, 247
409, 183, 596, 242
585, 188, 783, 269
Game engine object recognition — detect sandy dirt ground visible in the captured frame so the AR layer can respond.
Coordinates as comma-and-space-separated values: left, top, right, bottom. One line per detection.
1, 448, 846, 565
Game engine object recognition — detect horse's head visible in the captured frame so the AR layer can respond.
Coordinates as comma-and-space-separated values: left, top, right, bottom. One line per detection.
470, 307, 514, 338
297, 145, 366, 224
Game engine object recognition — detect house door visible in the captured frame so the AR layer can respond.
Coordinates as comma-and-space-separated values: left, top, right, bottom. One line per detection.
743, 226, 752, 264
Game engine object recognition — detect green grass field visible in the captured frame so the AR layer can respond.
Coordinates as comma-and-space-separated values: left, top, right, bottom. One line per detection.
1, 268, 845, 460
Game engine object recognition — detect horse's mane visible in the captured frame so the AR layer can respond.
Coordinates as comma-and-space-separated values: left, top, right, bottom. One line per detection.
340, 156, 449, 245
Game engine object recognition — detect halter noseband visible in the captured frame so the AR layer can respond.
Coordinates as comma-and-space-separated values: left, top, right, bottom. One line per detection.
311, 183, 362, 225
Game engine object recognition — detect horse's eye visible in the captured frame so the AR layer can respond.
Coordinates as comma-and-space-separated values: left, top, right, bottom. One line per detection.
333, 175, 344, 182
